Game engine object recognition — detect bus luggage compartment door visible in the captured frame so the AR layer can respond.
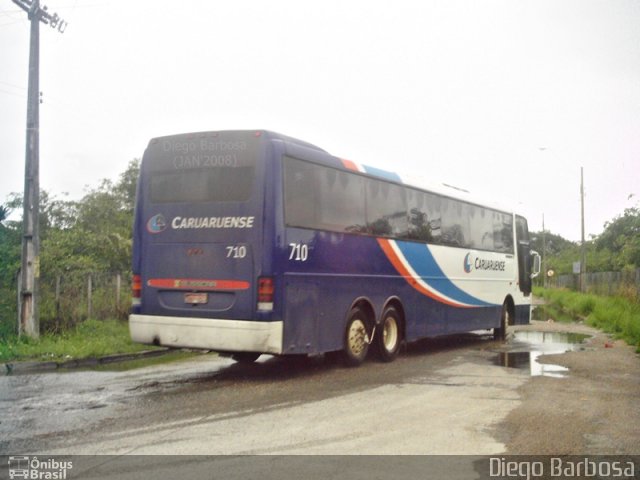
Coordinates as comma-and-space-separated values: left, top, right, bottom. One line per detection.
283, 278, 320, 354
142, 242, 254, 319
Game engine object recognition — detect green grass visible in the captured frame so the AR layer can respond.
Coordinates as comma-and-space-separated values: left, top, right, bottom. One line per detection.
534, 287, 640, 351
0, 319, 157, 363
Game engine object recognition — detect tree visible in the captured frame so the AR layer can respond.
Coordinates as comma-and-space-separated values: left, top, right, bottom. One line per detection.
0, 205, 8, 225
0, 160, 141, 335
70, 159, 139, 274
595, 206, 640, 270
114, 159, 140, 213
531, 231, 576, 257
0, 204, 21, 338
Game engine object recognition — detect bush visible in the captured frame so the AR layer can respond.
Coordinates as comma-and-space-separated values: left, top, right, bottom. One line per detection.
566, 293, 597, 318
537, 288, 640, 351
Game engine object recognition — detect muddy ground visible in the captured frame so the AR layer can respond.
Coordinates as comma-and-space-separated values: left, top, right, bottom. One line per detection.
500, 320, 640, 454
1, 319, 638, 458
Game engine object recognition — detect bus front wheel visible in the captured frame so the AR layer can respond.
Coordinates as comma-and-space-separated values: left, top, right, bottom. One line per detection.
374, 306, 402, 362
342, 307, 371, 367
493, 300, 511, 341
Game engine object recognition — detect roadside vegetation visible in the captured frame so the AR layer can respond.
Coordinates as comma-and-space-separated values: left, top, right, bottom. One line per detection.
0, 319, 155, 363
534, 287, 640, 352
0, 160, 141, 363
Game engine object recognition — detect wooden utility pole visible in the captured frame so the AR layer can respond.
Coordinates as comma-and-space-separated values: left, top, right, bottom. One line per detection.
12, 0, 67, 337
542, 214, 547, 288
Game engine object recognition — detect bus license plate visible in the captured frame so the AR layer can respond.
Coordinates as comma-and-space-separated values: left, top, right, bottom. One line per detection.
185, 293, 208, 304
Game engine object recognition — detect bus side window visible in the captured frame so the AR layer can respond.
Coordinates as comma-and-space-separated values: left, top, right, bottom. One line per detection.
406, 189, 442, 243
441, 198, 467, 247
284, 157, 318, 228
318, 167, 366, 233
496, 213, 514, 253
474, 207, 495, 251
366, 178, 407, 237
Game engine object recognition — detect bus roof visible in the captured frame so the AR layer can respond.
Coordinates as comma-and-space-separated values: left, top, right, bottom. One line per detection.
147, 129, 328, 154
278, 136, 517, 216
147, 129, 519, 217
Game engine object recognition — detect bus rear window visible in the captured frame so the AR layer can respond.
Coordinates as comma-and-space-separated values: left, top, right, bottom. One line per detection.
150, 166, 255, 203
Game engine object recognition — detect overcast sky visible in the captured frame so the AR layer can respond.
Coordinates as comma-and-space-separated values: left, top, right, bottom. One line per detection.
1, 0, 639, 241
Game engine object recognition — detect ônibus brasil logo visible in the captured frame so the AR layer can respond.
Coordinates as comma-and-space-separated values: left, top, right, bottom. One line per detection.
8, 456, 73, 479
147, 214, 167, 234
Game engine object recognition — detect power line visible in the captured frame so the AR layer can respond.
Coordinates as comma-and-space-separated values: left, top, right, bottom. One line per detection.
0, 80, 87, 124
0, 6, 24, 16
0, 79, 27, 90
0, 87, 27, 98
0, 19, 27, 26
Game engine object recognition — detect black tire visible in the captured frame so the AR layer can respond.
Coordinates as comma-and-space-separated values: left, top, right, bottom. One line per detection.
374, 306, 402, 362
231, 352, 261, 363
493, 301, 511, 341
342, 306, 371, 367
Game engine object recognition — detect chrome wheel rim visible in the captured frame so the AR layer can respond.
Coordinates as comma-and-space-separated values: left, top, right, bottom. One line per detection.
383, 316, 399, 352
347, 318, 368, 356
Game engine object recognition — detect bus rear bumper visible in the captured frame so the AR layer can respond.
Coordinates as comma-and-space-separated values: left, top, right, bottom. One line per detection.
129, 314, 283, 354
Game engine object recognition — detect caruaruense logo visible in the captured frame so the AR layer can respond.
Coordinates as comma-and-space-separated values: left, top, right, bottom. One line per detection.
147, 214, 167, 234
464, 253, 507, 273
463, 253, 473, 273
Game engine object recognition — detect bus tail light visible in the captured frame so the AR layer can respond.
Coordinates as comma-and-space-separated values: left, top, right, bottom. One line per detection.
257, 276, 274, 311
132, 274, 142, 307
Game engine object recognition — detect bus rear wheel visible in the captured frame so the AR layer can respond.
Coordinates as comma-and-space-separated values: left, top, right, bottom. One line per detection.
342, 307, 371, 367
231, 352, 261, 363
374, 306, 402, 362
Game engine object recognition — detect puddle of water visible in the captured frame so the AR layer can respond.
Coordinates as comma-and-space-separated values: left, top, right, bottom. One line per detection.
495, 331, 590, 378
512, 330, 590, 348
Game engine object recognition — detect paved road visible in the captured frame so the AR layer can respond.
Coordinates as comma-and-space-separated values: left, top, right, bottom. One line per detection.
2, 331, 527, 456
1, 322, 638, 463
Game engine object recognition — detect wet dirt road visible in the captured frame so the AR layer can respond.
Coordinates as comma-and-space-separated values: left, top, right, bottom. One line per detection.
1, 321, 638, 456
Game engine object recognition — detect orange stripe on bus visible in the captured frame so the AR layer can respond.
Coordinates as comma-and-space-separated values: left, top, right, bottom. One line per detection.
340, 159, 359, 171
376, 239, 468, 308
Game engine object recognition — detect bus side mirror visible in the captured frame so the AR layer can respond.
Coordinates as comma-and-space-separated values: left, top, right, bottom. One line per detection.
530, 250, 541, 279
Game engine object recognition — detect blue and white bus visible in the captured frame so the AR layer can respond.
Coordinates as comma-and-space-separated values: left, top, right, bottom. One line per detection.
129, 130, 540, 365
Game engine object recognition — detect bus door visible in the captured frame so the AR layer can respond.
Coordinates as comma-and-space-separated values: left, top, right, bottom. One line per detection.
516, 215, 532, 295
